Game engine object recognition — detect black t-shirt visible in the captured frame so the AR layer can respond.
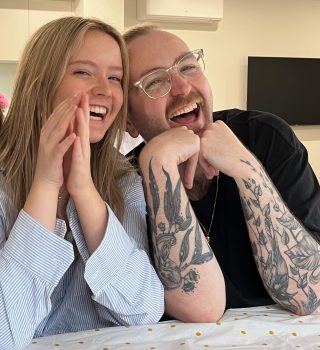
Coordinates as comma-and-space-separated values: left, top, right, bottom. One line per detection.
131, 109, 320, 309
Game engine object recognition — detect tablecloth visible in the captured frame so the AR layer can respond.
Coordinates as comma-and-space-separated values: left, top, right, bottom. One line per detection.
25, 305, 320, 349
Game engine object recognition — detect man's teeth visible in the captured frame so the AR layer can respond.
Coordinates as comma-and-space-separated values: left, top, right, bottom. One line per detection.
170, 103, 197, 118
90, 106, 106, 115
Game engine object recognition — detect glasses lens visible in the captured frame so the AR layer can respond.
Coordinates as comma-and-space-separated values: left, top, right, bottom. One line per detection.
141, 70, 171, 99
178, 50, 205, 77
136, 49, 205, 99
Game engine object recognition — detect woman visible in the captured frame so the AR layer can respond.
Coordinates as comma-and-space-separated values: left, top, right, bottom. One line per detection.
0, 16, 163, 350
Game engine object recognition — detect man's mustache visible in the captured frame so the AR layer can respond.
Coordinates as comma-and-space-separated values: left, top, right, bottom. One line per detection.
166, 92, 204, 116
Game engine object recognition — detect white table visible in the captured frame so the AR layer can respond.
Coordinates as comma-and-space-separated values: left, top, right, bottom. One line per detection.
25, 305, 320, 349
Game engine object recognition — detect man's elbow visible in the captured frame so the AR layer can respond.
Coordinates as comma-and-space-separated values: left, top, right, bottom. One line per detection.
165, 298, 225, 323
288, 304, 318, 317
180, 307, 224, 323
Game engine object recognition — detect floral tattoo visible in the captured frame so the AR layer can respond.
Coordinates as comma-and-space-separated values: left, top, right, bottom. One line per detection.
240, 159, 320, 314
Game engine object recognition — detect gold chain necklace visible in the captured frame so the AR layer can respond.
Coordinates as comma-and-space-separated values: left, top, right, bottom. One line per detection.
198, 174, 219, 243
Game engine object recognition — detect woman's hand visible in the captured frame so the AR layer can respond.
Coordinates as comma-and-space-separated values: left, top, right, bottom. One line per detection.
64, 93, 95, 200
63, 93, 108, 254
24, 95, 78, 231
33, 94, 79, 195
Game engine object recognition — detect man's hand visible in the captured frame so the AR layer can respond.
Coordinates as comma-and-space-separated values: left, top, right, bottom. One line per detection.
199, 121, 257, 179
139, 127, 200, 189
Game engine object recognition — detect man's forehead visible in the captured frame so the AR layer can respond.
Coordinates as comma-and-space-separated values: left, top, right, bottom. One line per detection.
127, 31, 190, 78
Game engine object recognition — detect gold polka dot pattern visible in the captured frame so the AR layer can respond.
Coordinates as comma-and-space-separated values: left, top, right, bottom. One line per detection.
24, 305, 320, 349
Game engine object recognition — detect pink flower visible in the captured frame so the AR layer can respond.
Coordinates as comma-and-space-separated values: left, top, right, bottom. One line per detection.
0, 93, 9, 110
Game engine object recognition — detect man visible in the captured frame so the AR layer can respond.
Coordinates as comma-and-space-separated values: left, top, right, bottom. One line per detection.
123, 24, 320, 322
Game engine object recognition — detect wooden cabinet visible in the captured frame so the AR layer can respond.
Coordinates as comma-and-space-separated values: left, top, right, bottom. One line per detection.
0, 0, 125, 61
0, 0, 73, 61
0, 0, 29, 61
0, 0, 125, 101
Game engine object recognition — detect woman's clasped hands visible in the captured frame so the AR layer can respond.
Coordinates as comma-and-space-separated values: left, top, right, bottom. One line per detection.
34, 92, 93, 203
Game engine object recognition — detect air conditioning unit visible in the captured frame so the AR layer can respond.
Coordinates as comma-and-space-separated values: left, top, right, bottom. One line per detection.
137, 0, 223, 24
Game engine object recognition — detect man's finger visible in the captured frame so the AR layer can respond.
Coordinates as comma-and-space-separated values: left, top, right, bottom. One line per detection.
183, 152, 199, 189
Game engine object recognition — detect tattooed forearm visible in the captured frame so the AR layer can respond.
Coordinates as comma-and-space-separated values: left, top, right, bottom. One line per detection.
240, 159, 320, 314
147, 160, 213, 293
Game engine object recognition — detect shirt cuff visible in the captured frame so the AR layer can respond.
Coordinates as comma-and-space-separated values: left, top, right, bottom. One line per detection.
3, 210, 74, 285
84, 205, 135, 294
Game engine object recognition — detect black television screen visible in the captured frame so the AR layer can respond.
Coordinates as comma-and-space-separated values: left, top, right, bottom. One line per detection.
247, 56, 320, 125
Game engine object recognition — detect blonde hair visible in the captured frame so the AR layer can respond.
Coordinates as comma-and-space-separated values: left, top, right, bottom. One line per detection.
123, 23, 159, 45
0, 16, 131, 232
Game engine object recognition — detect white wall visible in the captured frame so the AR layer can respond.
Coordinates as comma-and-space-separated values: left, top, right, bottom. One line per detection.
302, 140, 320, 181
74, 0, 124, 31
0, 63, 17, 101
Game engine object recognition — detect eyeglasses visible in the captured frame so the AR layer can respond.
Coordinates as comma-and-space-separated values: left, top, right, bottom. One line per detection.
133, 49, 205, 99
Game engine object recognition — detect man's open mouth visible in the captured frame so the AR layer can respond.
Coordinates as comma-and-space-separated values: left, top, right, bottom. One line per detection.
169, 102, 200, 124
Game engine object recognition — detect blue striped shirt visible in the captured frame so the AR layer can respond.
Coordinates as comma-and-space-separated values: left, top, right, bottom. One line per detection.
0, 172, 164, 350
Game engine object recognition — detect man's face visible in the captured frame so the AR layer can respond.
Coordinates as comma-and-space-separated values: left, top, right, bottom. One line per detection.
127, 30, 213, 142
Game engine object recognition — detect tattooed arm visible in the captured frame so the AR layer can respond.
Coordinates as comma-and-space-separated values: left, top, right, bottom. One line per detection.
139, 128, 225, 322
237, 159, 320, 315
200, 120, 320, 315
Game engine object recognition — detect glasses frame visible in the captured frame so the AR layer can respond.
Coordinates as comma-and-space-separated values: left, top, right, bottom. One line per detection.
133, 49, 205, 99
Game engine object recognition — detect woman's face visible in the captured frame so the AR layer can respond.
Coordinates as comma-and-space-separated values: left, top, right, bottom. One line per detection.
52, 30, 124, 143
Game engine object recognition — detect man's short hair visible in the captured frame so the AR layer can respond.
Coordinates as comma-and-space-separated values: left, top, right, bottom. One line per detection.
123, 23, 159, 44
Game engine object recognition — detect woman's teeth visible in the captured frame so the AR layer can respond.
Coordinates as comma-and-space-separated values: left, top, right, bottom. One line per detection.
89, 106, 106, 120
90, 106, 106, 114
